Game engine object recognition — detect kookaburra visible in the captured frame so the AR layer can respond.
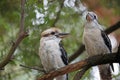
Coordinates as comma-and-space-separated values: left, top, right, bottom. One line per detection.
39, 28, 69, 80
83, 12, 114, 80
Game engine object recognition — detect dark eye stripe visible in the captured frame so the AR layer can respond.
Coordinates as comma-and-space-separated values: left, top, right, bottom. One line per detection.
90, 13, 97, 19
51, 32, 55, 35
43, 34, 49, 37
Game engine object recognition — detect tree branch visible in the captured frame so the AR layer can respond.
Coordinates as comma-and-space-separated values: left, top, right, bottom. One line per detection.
0, 32, 28, 69
69, 45, 85, 62
73, 66, 89, 80
37, 51, 120, 80
20, 0, 25, 33
0, 0, 28, 69
69, 21, 120, 62
51, 0, 64, 27
105, 21, 120, 34
73, 44, 119, 80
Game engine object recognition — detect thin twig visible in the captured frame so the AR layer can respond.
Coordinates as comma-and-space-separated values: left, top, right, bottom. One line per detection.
20, 64, 45, 72
51, 0, 64, 27
69, 45, 85, 62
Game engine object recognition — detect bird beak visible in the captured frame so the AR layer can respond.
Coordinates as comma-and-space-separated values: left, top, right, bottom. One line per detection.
86, 13, 93, 21
58, 33, 69, 38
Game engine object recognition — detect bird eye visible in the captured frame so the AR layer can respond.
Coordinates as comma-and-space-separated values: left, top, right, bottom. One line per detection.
94, 15, 96, 19
51, 32, 55, 35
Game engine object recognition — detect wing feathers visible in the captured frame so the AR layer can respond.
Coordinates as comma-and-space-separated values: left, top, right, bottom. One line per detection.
59, 42, 68, 65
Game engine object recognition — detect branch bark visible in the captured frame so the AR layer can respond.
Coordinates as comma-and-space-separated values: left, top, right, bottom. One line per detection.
0, 0, 28, 69
20, 0, 25, 33
73, 66, 89, 80
37, 52, 120, 80
69, 21, 120, 62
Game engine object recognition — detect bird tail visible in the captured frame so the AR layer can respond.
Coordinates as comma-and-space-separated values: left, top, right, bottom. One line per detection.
55, 74, 68, 80
98, 64, 112, 80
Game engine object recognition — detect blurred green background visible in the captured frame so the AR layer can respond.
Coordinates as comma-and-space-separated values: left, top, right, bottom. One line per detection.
0, 0, 120, 80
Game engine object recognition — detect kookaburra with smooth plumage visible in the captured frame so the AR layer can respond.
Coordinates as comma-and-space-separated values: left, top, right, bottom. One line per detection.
83, 12, 114, 80
39, 28, 69, 80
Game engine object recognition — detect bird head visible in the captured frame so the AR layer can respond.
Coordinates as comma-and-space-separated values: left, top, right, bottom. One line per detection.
41, 28, 69, 39
86, 12, 98, 22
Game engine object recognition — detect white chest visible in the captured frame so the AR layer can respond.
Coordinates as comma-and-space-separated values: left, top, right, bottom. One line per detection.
83, 28, 109, 56
39, 40, 65, 72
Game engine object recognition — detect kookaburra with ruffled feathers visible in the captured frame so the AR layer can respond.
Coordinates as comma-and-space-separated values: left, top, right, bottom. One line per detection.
39, 28, 69, 80
83, 12, 114, 80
